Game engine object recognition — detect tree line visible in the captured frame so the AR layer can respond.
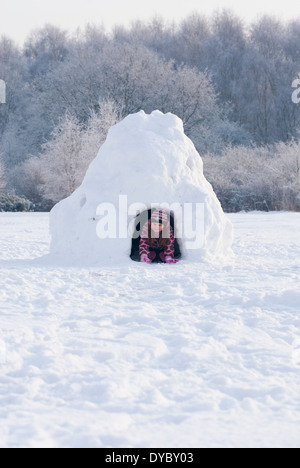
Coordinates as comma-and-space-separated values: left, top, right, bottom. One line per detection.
0, 10, 299, 211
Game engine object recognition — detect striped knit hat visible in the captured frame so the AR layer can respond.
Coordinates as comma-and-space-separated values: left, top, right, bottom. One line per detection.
151, 209, 169, 225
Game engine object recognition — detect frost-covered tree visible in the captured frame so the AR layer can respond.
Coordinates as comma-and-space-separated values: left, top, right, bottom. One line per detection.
32, 101, 122, 203
9, 156, 45, 204
203, 139, 300, 211
39, 112, 83, 202
98, 41, 175, 115
202, 10, 246, 103
0, 37, 25, 138
0, 34, 57, 169
273, 140, 300, 209
80, 100, 123, 163
173, 14, 210, 67
24, 24, 69, 76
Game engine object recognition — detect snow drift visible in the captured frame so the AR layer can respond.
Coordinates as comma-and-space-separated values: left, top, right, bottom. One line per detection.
50, 110, 233, 264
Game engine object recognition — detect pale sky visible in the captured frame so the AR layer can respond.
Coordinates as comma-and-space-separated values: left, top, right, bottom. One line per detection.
1, 0, 300, 45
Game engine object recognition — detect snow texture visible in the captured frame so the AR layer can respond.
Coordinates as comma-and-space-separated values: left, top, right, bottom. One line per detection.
50, 110, 233, 264
0, 212, 300, 448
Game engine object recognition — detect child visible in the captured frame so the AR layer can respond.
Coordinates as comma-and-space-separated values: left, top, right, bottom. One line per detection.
139, 209, 179, 264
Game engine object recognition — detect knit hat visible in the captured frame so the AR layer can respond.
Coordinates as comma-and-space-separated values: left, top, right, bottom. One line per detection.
151, 209, 169, 225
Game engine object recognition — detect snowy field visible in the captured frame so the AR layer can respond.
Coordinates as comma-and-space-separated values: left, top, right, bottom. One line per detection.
0, 211, 300, 448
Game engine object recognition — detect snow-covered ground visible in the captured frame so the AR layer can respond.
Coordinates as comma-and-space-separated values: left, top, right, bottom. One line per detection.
0, 211, 300, 448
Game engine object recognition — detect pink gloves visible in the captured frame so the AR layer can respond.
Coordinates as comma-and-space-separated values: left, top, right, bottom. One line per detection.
165, 256, 179, 264
140, 254, 152, 263
140, 254, 178, 264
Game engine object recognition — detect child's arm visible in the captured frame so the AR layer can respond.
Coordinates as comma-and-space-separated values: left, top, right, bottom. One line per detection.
164, 226, 175, 258
139, 222, 151, 258
164, 226, 179, 263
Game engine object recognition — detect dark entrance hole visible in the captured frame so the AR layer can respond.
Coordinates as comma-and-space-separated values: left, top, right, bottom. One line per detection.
130, 208, 182, 262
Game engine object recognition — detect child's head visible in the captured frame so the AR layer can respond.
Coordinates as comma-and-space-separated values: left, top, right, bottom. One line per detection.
151, 222, 163, 233
151, 209, 169, 225
150, 209, 170, 236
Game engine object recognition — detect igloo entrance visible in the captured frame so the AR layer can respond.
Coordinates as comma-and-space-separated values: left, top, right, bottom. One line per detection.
130, 209, 182, 262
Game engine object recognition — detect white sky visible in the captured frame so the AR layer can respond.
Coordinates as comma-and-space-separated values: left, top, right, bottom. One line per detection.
1, 0, 300, 45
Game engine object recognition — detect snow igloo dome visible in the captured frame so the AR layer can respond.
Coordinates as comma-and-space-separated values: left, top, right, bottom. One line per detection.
50, 110, 233, 265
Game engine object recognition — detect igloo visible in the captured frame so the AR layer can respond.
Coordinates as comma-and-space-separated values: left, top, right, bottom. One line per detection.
50, 110, 233, 265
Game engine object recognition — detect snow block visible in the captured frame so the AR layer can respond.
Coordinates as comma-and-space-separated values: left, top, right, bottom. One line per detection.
50, 110, 233, 264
